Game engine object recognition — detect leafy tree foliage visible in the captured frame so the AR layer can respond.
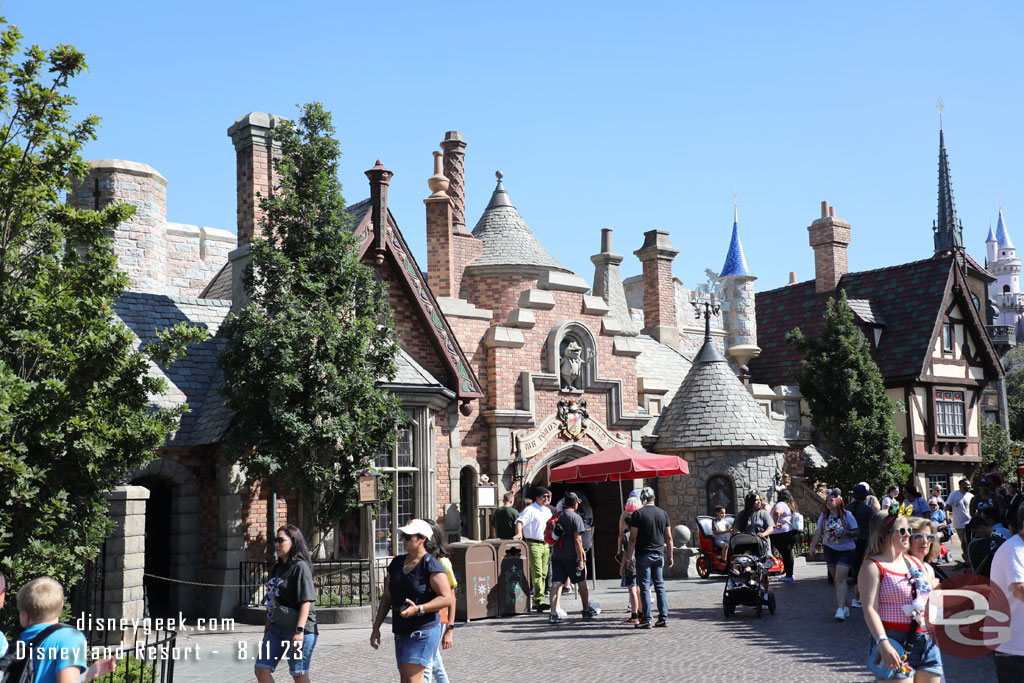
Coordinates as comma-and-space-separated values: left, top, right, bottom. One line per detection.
0, 16, 202, 632
980, 422, 1017, 484
1003, 344, 1024, 441
219, 103, 404, 545
786, 292, 911, 495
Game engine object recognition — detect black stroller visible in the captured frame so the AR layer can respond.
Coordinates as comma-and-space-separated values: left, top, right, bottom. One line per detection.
723, 532, 776, 618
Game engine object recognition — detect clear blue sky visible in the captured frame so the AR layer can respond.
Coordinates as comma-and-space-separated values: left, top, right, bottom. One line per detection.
6, 1, 1023, 292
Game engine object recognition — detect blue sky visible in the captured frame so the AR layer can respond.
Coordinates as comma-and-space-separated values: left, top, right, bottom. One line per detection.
6, 1, 1023, 292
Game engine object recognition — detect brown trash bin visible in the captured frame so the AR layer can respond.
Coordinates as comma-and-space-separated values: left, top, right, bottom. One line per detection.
485, 539, 530, 616
449, 542, 497, 621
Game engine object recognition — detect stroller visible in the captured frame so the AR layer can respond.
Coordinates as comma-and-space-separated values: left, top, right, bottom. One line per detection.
723, 532, 776, 618
695, 514, 735, 577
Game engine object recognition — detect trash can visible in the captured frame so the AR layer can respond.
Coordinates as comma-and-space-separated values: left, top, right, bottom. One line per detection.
449, 542, 497, 621
485, 539, 530, 616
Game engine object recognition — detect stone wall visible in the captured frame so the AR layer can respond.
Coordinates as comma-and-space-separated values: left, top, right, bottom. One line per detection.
658, 448, 785, 544
100, 486, 149, 643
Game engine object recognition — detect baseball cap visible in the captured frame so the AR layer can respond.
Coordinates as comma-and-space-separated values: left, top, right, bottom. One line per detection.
563, 492, 581, 507
640, 486, 656, 503
852, 483, 869, 501
397, 519, 434, 539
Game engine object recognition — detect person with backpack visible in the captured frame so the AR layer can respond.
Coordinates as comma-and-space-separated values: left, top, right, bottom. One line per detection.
12, 577, 115, 683
513, 486, 553, 611
616, 495, 643, 624
808, 490, 858, 621
847, 482, 880, 609
622, 487, 673, 629
548, 493, 599, 624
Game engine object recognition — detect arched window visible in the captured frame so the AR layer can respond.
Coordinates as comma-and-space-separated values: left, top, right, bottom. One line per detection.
706, 475, 736, 516
1004, 285, 1011, 294
546, 321, 598, 393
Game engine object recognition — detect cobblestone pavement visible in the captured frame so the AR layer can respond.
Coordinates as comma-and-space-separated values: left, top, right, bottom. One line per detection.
174, 557, 996, 683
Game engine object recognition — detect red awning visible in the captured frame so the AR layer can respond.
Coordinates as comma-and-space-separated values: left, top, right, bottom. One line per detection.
548, 445, 689, 483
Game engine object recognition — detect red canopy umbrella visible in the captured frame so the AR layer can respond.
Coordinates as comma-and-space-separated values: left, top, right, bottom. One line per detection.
549, 445, 689, 484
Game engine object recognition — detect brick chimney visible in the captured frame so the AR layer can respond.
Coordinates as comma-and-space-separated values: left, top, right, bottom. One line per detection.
441, 132, 467, 233
227, 112, 283, 246
425, 150, 455, 296
634, 230, 680, 348
808, 201, 851, 294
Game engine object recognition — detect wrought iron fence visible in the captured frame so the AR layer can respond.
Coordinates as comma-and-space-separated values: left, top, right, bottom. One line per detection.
88, 629, 178, 683
793, 523, 820, 556
239, 559, 388, 608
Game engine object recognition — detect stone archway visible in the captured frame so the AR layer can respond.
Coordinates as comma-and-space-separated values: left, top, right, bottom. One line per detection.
130, 457, 201, 617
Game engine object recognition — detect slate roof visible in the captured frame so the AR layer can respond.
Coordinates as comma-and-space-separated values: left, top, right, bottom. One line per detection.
468, 175, 570, 273
749, 255, 956, 387
847, 298, 887, 326
391, 348, 445, 387
653, 339, 788, 451
113, 291, 232, 446
634, 335, 692, 436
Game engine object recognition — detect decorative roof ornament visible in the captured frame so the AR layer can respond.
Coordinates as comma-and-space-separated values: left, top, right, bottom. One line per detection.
486, 170, 514, 209
719, 203, 753, 278
996, 206, 1014, 250
933, 124, 964, 254
690, 299, 726, 364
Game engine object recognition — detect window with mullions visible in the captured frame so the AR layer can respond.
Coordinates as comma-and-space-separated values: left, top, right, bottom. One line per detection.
942, 324, 953, 352
934, 390, 966, 438
375, 412, 417, 557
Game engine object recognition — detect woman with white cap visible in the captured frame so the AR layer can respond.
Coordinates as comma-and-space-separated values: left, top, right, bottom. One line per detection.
370, 519, 453, 683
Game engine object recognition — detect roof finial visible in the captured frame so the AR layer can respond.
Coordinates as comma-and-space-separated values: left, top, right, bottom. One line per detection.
937, 96, 944, 130
485, 169, 514, 210
733, 187, 739, 224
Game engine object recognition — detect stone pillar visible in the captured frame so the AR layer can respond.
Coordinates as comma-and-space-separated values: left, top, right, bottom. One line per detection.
808, 201, 851, 294
441, 132, 467, 232
216, 458, 249, 617
70, 160, 168, 295
634, 230, 680, 348
227, 112, 284, 246
102, 486, 149, 644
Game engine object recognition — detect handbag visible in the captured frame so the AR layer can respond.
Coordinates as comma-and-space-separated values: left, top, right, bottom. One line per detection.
791, 512, 804, 532
271, 601, 301, 630
865, 557, 920, 679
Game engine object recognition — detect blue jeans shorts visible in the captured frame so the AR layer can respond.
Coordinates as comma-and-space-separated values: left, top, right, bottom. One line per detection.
823, 545, 857, 569
867, 628, 943, 678
394, 622, 442, 668
255, 624, 317, 676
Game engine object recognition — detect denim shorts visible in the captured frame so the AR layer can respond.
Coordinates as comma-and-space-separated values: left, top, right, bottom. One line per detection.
394, 622, 442, 668
823, 545, 857, 569
254, 624, 317, 676
867, 628, 943, 678
620, 570, 637, 588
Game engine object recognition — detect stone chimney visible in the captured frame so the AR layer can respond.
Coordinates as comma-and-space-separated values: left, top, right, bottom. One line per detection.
365, 160, 394, 265
441, 131, 468, 233
634, 230, 680, 347
227, 112, 283, 246
591, 229, 638, 335
808, 201, 851, 294
425, 150, 455, 296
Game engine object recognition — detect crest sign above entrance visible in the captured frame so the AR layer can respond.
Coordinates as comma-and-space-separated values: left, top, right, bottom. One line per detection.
516, 405, 629, 459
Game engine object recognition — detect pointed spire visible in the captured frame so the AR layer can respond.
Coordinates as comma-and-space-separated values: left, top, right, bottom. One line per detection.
719, 205, 753, 278
934, 129, 964, 254
996, 206, 1014, 249
485, 170, 514, 209
987, 220, 997, 243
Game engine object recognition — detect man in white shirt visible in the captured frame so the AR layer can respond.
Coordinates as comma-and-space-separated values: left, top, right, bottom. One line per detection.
990, 505, 1024, 682
945, 478, 973, 562
513, 486, 553, 611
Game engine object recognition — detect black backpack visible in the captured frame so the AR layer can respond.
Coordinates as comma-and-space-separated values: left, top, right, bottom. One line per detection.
0, 624, 71, 683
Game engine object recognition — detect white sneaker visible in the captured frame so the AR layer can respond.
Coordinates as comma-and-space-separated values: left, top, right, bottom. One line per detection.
555, 606, 567, 618
851, 598, 862, 608
835, 607, 846, 621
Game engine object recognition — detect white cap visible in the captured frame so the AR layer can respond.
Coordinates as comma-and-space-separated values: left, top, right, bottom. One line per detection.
397, 519, 434, 539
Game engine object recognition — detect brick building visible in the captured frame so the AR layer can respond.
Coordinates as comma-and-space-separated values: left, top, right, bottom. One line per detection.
75, 112, 791, 618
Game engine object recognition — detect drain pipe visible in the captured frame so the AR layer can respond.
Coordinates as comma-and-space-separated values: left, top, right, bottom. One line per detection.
270, 476, 278, 560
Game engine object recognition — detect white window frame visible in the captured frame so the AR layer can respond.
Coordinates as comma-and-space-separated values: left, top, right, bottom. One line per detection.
934, 389, 966, 438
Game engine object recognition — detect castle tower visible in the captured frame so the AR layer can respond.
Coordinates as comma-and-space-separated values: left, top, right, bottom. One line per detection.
718, 205, 760, 372
934, 129, 965, 255
986, 222, 998, 265
990, 208, 1022, 326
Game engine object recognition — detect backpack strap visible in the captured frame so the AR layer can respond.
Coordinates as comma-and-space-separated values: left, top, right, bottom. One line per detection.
28, 624, 69, 649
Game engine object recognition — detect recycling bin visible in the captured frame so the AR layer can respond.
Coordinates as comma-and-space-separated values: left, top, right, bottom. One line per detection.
449, 542, 497, 621
485, 539, 530, 616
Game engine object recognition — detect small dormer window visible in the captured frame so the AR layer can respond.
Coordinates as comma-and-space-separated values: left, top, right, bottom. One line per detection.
942, 323, 953, 352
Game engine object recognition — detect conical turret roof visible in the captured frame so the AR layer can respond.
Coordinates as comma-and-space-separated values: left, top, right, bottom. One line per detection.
468, 172, 570, 273
996, 207, 1014, 249
719, 206, 753, 278
987, 223, 997, 243
653, 338, 788, 451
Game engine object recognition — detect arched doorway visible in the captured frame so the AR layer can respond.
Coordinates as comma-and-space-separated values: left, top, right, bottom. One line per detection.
527, 444, 625, 579
133, 476, 172, 617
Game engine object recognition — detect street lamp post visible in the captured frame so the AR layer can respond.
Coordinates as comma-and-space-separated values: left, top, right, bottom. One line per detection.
513, 437, 528, 502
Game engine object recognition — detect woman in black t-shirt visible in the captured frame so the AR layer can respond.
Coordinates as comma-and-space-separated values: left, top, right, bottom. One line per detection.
255, 525, 318, 683
370, 519, 452, 683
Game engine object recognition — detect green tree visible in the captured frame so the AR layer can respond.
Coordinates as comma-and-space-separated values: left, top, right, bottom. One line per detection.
219, 103, 404, 547
0, 16, 203, 632
980, 422, 1017, 484
786, 292, 911, 495
1003, 344, 1024, 441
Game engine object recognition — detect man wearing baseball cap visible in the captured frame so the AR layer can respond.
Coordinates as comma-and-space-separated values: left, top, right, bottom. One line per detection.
847, 482, 879, 608
548, 493, 599, 624
622, 487, 673, 628
514, 486, 553, 611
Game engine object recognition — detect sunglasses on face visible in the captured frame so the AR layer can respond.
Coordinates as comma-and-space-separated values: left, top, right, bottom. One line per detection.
912, 532, 936, 543
274, 537, 287, 544
894, 527, 911, 537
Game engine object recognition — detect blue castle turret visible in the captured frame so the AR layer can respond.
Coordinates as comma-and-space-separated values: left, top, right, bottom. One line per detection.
717, 205, 760, 371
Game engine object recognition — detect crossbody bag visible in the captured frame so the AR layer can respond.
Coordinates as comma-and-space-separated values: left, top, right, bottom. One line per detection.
866, 557, 921, 680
